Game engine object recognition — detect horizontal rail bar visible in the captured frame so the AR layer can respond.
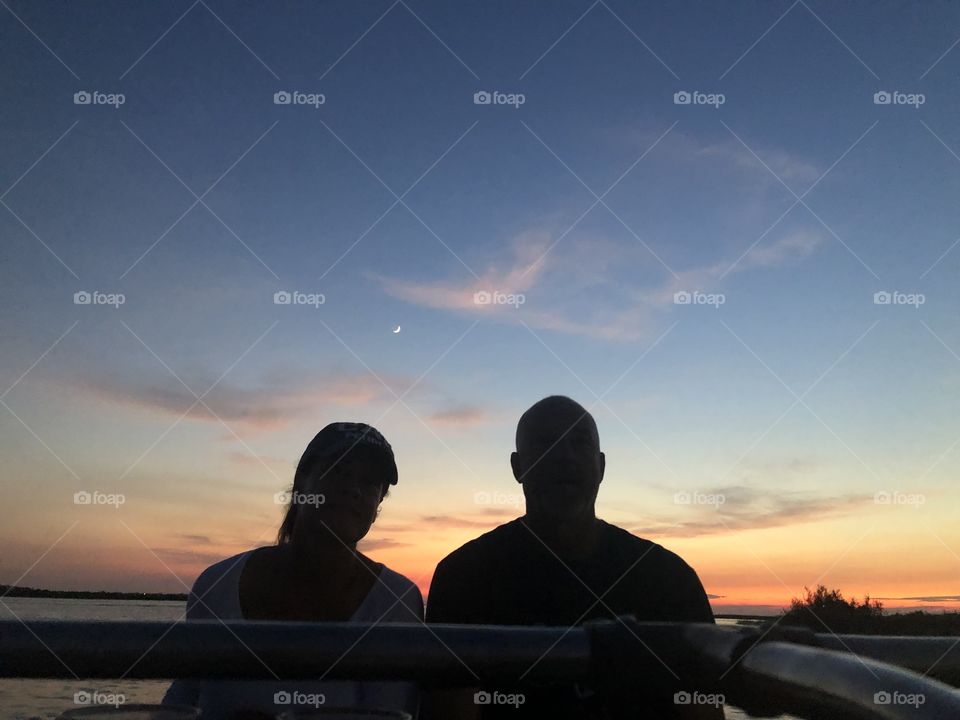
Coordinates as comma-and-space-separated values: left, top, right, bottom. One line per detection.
1, 619, 958, 720
818, 635, 960, 676
0, 620, 592, 683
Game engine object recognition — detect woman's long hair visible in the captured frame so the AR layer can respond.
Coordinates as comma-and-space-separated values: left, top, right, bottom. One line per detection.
276, 453, 315, 545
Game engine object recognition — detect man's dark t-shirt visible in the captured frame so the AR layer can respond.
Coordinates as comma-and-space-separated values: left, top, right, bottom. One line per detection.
426, 517, 716, 719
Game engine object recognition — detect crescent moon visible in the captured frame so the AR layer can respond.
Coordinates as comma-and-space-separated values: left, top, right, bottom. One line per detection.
393, 325, 401, 334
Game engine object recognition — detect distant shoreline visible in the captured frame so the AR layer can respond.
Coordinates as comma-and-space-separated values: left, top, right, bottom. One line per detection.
0, 587, 777, 613
0, 585, 187, 602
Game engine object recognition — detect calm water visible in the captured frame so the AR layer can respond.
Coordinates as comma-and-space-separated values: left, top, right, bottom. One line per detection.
0, 598, 787, 719
0, 597, 183, 719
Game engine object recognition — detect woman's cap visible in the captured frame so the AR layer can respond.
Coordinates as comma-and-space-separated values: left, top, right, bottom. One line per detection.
300, 422, 398, 485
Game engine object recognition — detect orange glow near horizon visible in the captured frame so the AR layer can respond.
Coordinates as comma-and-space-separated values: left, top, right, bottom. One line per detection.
4, 505, 958, 615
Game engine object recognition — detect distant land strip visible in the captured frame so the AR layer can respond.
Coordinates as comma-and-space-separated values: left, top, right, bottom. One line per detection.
0, 585, 187, 602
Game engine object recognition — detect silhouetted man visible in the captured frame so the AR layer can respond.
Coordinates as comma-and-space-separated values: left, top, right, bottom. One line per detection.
426, 395, 723, 719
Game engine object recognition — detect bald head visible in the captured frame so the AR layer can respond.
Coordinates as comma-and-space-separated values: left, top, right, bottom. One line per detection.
516, 395, 600, 453
512, 395, 604, 523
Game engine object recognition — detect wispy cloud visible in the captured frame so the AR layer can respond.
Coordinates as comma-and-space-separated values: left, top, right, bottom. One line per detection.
378, 229, 659, 341
375, 229, 551, 313
71, 371, 404, 431
358, 537, 413, 551
152, 547, 233, 566
227, 451, 294, 469
740, 229, 822, 268
378, 227, 822, 340
425, 405, 490, 428
419, 508, 520, 530
625, 486, 866, 538
698, 141, 821, 186
640, 229, 822, 306
624, 126, 823, 187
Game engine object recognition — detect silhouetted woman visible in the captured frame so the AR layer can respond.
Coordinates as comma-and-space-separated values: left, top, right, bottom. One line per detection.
162, 422, 422, 719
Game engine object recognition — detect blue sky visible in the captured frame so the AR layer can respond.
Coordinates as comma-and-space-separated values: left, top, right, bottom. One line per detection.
2, 0, 959, 610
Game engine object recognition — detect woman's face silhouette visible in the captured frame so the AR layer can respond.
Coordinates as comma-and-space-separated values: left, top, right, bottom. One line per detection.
294, 448, 389, 546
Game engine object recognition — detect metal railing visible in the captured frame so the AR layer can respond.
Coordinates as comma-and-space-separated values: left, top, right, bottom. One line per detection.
1, 618, 958, 719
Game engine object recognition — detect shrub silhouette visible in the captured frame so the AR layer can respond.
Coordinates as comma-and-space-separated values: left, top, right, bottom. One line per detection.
781, 585, 884, 634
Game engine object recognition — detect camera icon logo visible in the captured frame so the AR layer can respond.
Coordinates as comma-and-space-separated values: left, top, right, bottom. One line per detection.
474, 691, 491, 705
274, 91, 292, 105
274, 290, 292, 305
274, 490, 292, 505
673, 290, 691, 304
473, 290, 492, 305
74, 491, 92, 505
473, 91, 492, 105
274, 691, 292, 705
874, 691, 891, 705
74, 290, 92, 304
873, 91, 891, 105
873, 291, 891, 305
674, 691, 692, 705
74, 691, 92, 705
74, 91, 92, 105
673, 91, 691, 105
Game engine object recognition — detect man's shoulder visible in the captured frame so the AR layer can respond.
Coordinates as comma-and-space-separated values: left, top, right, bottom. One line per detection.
599, 520, 696, 575
435, 518, 525, 575
599, 521, 714, 621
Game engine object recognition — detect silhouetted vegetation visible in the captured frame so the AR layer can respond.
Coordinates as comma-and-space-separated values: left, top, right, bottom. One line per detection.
781, 585, 884, 633
780, 585, 960, 636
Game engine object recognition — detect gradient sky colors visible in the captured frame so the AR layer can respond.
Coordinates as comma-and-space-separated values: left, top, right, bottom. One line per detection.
1, 1, 959, 615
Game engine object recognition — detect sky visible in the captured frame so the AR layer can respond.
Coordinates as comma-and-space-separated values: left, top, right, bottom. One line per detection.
1, 0, 959, 616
